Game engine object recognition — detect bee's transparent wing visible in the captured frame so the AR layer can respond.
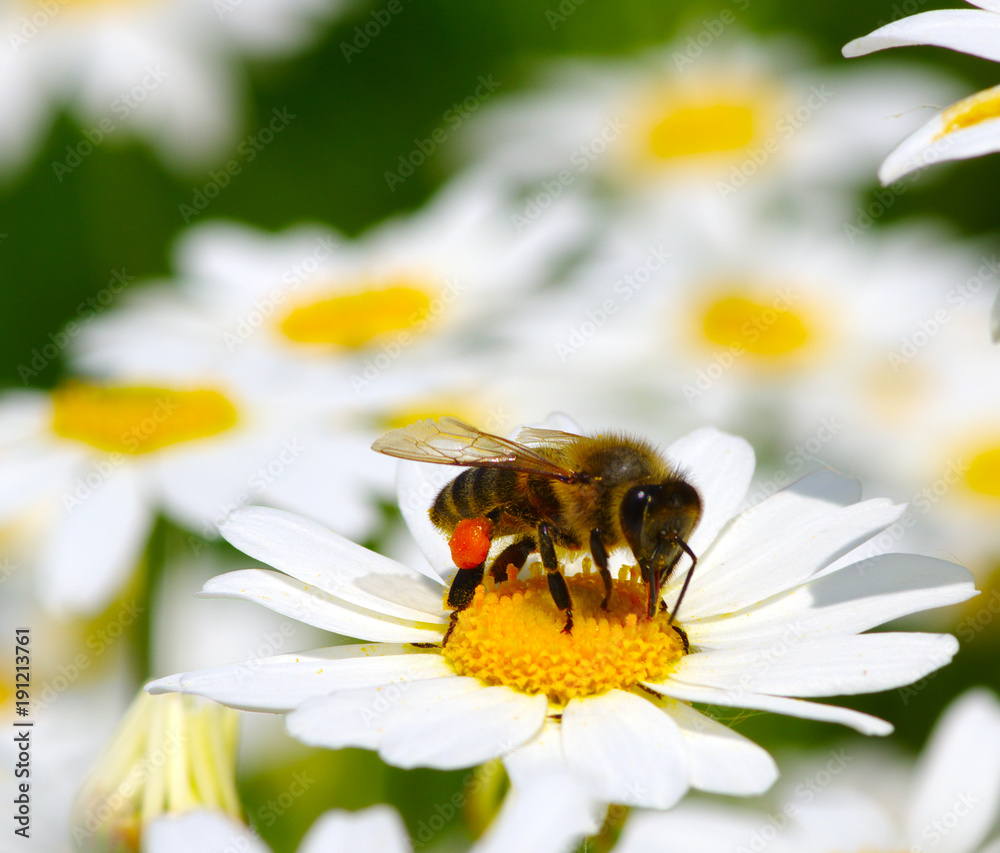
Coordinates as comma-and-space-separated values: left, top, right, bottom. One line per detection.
372, 417, 580, 481
516, 426, 582, 448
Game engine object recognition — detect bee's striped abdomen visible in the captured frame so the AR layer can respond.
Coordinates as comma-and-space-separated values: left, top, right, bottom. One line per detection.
430, 467, 517, 530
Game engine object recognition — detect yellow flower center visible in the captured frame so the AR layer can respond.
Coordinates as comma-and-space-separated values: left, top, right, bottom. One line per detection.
699, 289, 812, 358
51, 382, 238, 455
937, 84, 1000, 138
965, 446, 1000, 499
443, 566, 686, 705
278, 282, 434, 349
648, 100, 758, 161
379, 397, 499, 431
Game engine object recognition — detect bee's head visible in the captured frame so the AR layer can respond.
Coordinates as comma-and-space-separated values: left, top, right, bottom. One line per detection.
619, 480, 702, 615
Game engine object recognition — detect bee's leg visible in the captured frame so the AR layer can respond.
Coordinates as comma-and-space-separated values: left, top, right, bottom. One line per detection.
487, 536, 536, 584
539, 523, 573, 633
672, 623, 690, 654
589, 529, 612, 610
443, 562, 485, 646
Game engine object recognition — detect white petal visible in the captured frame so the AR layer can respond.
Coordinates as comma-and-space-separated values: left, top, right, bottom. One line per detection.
0, 390, 50, 447
199, 569, 445, 642
689, 554, 976, 649
615, 804, 781, 853
144, 811, 270, 853
146, 645, 452, 712
500, 719, 606, 837
219, 506, 446, 621
298, 807, 411, 853
562, 690, 690, 809
843, 11, 1000, 62
396, 458, 454, 579
152, 431, 273, 537
257, 433, 391, 542
39, 465, 153, 615
906, 689, 1000, 853
675, 633, 958, 698
645, 680, 892, 735
682, 494, 905, 621
685, 469, 862, 595
663, 428, 755, 557
502, 716, 573, 782
0, 443, 80, 519
876, 86, 1000, 184
476, 769, 599, 853
788, 789, 899, 851
287, 677, 546, 769
664, 700, 777, 796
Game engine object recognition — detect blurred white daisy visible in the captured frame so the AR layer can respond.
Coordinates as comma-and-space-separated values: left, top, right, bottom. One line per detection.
844, 2, 1000, 185
149, 422, 974, 810
72, 690, 241, 852
70, 171, 589, 411
461, 36, 958, 223
614, 688, 1000, 853
789, 276, 1000, 577
146, 773, 596, 853
0, 0, 341, 173
510, 201, 987, 451
0, 374, 391, 616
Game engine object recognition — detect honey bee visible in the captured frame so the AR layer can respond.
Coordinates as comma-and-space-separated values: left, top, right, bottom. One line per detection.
372, 417, 703, 637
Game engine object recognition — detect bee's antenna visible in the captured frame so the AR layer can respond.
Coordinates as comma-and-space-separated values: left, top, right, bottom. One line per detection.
666, 539, 698, 627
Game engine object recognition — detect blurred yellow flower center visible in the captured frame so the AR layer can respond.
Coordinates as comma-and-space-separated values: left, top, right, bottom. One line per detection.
700, 290, 811, 357
380, 397, 495, 431
938, 84, 1000, 138
648, 99, 758, 160
278, 282, 433, 349
965, 446, 1000, 498
51, 383, 238, 455
443, 567, 686, 705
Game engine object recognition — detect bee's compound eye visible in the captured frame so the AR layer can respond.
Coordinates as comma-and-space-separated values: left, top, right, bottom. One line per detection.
621, 486, 649, 526
620, 485, 656, 549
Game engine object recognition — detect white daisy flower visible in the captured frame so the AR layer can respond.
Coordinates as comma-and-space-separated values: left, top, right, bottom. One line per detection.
146, 773, 597, 853
0, 373, 391, 616
460, 36, 959, 221
0, 0, 342, 173
71, 690, 241, 852
144, 774, 594, 853
146, 807, 415, 853
149, 422, 974, 810
613, 688, 1000, 853
510, 199, 987, 452
787, 276, 1000, 578
69, 171, 589, 409
844, 1, 1000, 185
